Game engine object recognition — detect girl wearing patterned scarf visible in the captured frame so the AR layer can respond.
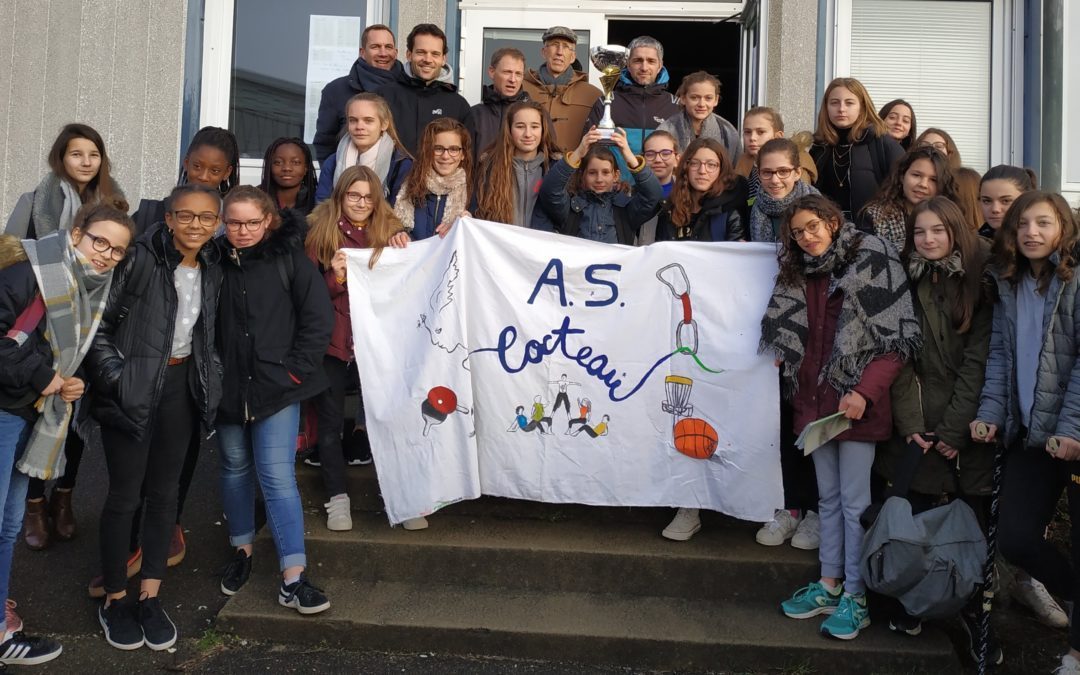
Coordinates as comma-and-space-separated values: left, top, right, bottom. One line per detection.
857, 146, 958, 251
761, 194, 919, 641
0, 204, 133, 665
749, 138, 820, 244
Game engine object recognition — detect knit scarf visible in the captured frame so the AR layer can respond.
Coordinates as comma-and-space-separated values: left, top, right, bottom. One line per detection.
394, 168, 469, 233
18, 231, 112, 479
334, 132, 395, 196
662, 110, 728, 151
537, 64, 574, 87
749, 181, 818, 243
907, 250, 965, 280
30, 173, 82, 238
759, 222, 921, 395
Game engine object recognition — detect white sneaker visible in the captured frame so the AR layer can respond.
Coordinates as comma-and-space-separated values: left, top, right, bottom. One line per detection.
324, 494, 352, 531
662, 508, 701, 541
402, 516, 429, 531
1012, 577, 1069, 628
791, 510, 821, 550
1054, 653, 1080, 674
755, 509, 800, 546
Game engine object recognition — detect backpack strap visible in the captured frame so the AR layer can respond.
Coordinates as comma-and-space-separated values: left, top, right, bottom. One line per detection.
276, 252, 294, 293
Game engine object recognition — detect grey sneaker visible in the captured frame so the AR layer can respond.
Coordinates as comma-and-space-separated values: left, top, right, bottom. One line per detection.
791, 510, 821, 550
662, 508, 701, 541
325, 494, 353, 531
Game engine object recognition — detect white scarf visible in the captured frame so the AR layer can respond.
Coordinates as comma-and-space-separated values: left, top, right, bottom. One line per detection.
393, 168, 468, 233
333, 132, 395, 196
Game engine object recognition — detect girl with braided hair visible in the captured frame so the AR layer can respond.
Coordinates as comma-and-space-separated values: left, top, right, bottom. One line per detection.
260, 137, 317, 216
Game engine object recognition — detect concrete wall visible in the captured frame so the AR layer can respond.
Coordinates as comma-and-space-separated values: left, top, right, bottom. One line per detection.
764, 0, 818, 135
396, 0, 447, 45
0, 0, 188, 222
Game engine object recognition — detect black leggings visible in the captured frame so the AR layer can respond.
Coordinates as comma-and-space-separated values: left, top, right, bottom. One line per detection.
779, 395, 818, 512
26, 428, 84, 499
99, 362, 196, 593
312, 355, 350, 499
998, 442, 1080, 650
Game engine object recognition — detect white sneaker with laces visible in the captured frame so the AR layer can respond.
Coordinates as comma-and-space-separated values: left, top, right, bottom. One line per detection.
662, 508, 701, 541
1013, 577, 1069, 628
402, 516, 429, 531
791, 510, 821, 550
755, 509, 800, 546
324, 494, 352, 531
1054, 653, 1080, 674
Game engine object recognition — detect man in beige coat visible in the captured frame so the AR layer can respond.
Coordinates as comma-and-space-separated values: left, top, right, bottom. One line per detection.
521, 27, 601, 153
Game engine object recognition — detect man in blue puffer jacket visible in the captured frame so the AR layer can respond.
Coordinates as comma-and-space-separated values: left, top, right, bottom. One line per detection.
582, 35, 680, 169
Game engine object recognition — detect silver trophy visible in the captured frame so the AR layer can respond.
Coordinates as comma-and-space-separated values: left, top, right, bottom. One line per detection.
590, 45, 629, 141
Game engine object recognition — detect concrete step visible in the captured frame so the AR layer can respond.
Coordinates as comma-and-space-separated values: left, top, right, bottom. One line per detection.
294, 510, 818, 600
295, 462, 714, 525
218, 573, 959, 673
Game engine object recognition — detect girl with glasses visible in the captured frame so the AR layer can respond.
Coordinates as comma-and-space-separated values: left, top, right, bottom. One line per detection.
260, 138, 318, 216
85, 185, 224, 652
304, 166, 408, 532
761, 194, 918, 641
393, 118, 472, 240
475, 101, 561, 230
915, 128, 961, 169
314, 93, 412, 206
215, 187, 334, 613
635, 130, 681, 245
538, 125, 661, 245
655, 137, 747, 243
857, 146, 961, 250
0, 203, 133, 666
809, 77, 905, 222
749, 138, 820, 243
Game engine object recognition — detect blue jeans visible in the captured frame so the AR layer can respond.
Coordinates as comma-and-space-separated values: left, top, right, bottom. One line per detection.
0, 412, 32, 634
811, 439, 875, 594
218, 404, 306, 571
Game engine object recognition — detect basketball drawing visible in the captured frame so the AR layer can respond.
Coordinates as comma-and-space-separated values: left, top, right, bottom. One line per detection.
673, 417, 719, 459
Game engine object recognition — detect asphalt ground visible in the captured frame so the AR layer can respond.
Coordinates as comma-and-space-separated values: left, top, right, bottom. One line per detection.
6, 434, 1074, 674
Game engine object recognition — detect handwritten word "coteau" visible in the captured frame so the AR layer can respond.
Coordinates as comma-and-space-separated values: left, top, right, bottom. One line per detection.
470, 316, 676, 403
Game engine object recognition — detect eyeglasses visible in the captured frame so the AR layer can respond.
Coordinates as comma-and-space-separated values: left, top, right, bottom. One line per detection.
687, 159, 721, 172
82, 231, 127, 261
433, 145, 463, 157
344, 192, 375, 205
644, 149, 676, 160
759, 167, 796, 180
223, 217, 267, 232
790, 218, 827, 241
920, 141, 947, 151
172, 210, 219, 227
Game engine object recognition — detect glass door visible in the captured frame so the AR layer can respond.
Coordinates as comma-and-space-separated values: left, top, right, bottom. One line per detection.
458, 9, 608, 104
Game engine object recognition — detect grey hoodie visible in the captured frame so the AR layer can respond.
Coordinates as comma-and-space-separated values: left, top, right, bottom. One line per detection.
513, 154, 548, 228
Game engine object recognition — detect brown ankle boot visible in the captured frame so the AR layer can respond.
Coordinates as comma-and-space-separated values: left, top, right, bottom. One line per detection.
23, 499, 51, 550
49, 489, 76, 541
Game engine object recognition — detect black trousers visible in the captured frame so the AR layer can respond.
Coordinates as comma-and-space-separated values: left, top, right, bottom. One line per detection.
26, 427, 84, 498
998, 441, 1080, 650
99, 361, 195, 593
780, 396, 819, 511
313, 355, 350, 499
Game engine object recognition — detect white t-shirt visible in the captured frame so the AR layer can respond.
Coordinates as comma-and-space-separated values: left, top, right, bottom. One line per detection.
171, 265, 202, 359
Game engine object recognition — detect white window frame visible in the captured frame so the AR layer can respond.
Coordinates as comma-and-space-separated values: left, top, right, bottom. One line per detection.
1062, 0, 1080, 204
824, 0, 1020, 168
199, 0, 386, 184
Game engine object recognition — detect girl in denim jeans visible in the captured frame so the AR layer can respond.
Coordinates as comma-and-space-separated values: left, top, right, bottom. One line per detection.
216, 186, 334, 614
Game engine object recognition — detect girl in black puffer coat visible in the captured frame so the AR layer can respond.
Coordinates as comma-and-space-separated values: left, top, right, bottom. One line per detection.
85, 185, 223, 652
215, 186, 334, 615
655, 137, 747, 243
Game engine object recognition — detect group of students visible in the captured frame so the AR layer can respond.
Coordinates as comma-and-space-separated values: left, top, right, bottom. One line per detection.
0, 30, 1078, 673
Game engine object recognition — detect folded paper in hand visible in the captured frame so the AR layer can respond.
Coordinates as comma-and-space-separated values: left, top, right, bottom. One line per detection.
795, 411, 852, 455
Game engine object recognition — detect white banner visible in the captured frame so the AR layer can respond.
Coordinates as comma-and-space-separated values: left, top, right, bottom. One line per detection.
347, 218, 783, 525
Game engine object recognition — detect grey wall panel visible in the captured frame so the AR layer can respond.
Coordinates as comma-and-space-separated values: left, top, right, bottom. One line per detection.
0, 0, 17, 210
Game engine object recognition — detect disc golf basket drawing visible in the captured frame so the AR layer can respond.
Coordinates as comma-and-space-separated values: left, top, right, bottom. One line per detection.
662, 375, 694, 418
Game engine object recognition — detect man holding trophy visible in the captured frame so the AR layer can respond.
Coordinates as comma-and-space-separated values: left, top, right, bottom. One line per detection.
584, 36, 681, 160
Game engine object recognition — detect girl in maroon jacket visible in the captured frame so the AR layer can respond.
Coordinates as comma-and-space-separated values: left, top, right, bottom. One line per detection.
304, 165, 408, 532
760, 194, 919, 640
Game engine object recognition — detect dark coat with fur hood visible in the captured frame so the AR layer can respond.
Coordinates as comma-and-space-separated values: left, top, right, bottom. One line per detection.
217, 210, 333, 424
0, 237, 54, 419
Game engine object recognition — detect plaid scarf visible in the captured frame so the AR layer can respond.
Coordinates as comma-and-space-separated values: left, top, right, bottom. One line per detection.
749, 181, 818, 243
17, 232, 112, 479
759, 221, 921, 395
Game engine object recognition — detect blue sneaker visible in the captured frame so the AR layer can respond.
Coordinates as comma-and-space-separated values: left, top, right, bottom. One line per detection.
781, 581, 842, 619
821, 592, 870, 640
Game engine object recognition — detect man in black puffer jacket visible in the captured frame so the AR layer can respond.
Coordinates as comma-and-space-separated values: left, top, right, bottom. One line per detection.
313, 24, 403, 161
467, 47, 530, 161
378, 24, 472, 156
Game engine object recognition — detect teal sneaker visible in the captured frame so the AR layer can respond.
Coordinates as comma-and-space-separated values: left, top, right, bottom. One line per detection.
780, 581, 842, 619
821, 592, 870, 640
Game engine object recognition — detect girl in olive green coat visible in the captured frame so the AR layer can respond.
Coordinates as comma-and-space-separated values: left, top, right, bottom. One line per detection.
876, 196, 994, 503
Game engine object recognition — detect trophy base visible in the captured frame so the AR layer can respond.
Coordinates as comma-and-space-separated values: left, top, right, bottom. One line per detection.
596, 126, 616, 144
